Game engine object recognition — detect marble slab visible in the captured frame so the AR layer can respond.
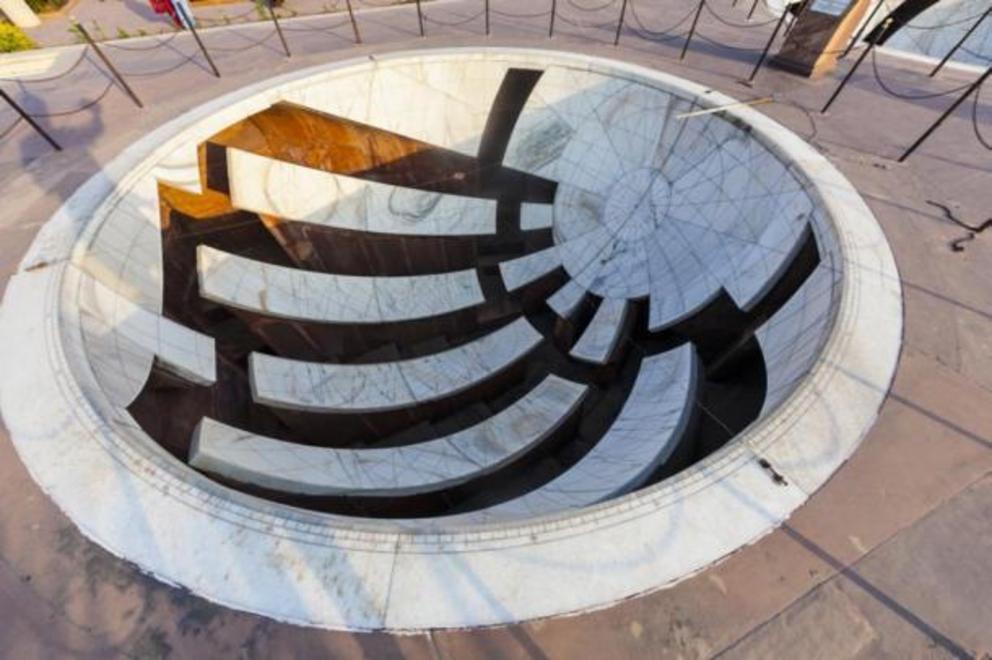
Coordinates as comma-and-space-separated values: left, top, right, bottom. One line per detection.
520, 203, 554, 231
250, 318, 543, 413
498, 246, 561, 292
569, 298, 628, 365
280, 57, 510, 158
547, 279, 586, 319
197, 245, 484, 323
227, 148, 496, 236
505, 67, 673, 194
190, 375, 587, 496
886, 0, 991, 68
756, 260, 839, 418
449, 344, 699, 522
73, 263, 216, 405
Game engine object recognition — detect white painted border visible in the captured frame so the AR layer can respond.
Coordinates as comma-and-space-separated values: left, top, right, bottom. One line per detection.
0, 48, 902, 631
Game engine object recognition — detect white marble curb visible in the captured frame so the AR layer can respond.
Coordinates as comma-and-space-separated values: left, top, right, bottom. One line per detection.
0, 47, 902, 631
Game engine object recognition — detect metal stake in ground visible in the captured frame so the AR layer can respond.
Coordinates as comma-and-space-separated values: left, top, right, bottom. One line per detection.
746, 0, 759, 20
783, 0, 807, 37
415, 0, 425, 36
267, 0, 291, 57
485, 0, 490, 35
549, 0, 557, 37
346, 0, 362, 43
72, 20, 143, 108
900, 65, 992, 162
0, 88, 61, 151
747, 3, 790, 82
929, 6, 990, 78
169, 0, 220, 78
820, 17, 891, 113
840, 0, 884, 59
614, 0, 628, 46
680, 0, 706, 61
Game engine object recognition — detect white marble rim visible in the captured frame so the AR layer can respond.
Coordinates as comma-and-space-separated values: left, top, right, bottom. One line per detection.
0, 47, 903, 631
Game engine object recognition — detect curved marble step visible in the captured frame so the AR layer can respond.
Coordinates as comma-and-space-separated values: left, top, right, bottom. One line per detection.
498, 246, 562, 292
189, 375, 588, 496
196, 244, 484, 324
646, 217, 811, 331
451, 343, 699, 522
250, 317, 544, 413
569, 298, 628, 365
547, 279, 586, 319
227, 148, 497, 237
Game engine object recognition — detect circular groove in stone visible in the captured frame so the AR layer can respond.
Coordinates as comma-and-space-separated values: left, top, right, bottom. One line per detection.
0, 48, 902, 632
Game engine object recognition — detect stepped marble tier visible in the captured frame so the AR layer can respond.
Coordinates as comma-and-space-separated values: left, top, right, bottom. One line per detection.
449, 344, 699, 522
190, 375, 587, 496
197, 245, 485, 323
227, 149, 498, 236
249, 318, 543, 413
569, 298, 628, 365
0, 49, 902, 631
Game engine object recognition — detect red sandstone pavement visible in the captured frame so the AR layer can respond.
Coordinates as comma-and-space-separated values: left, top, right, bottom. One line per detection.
0, 2, 990, 657
22, 0, 420, 47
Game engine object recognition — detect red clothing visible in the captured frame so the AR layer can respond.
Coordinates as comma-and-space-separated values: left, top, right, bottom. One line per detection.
149, 0, 181, 26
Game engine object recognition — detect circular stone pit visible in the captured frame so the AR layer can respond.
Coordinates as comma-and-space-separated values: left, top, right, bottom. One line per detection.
0, 48, 902, 631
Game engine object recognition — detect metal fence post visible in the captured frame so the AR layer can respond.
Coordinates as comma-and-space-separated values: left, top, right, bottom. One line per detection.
841, 0, 884, 59
820, 18, 891, 113
0, 88, 61, 151
783, 0, 807, 37
170, 0, 220, 77
746, 0, 759, 20
747, 3, 790, 82
415, 0, 425, 36
549, 0, 557, 37
614, 0, 628, 46
73, 20, 143, 108
267, 0, 291, 57
900, 66, 992, 162
929, 7, 990, 78
485, 0, 490, 35
680, 0, 706, 60
345, 0, 362, 43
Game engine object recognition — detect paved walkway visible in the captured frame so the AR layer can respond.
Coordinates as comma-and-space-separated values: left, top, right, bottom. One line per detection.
23, 0, 411, 47
0, 1, 990, 656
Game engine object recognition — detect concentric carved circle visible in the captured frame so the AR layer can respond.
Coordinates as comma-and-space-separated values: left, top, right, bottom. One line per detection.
0, 48, 902, 631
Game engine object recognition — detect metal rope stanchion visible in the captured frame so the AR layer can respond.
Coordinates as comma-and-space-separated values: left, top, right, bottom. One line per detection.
485, 0, 490, 35
783, 0, 806, 37
346, 0, 363, 43
929, 6, 990, 78
841, 0, 884, 59
267, 0, 292, 57
72, 20, 143, 108
549, 0, 557, 37
415, 0, 426, 36
900, 65, 992, 161
821, 18, 891, 113
614, 0, 628, 45
170, 0, 221, 77
0, 89, 61, 151
746, 0, 759, 20
746, 3, 789, 83
680, 0, 706, 60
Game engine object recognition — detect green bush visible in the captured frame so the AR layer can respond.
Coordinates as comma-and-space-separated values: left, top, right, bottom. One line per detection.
0, 23, 36, 53
24, 0, 68, 13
